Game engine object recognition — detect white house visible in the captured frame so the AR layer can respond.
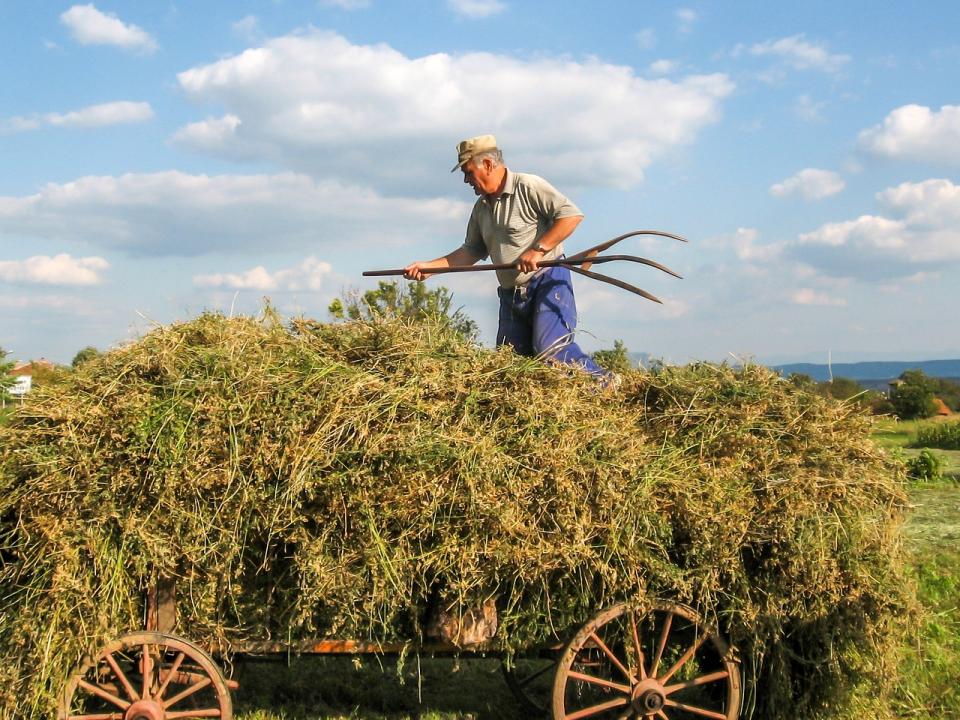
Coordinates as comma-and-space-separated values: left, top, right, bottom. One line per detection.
4, 359, 54, 406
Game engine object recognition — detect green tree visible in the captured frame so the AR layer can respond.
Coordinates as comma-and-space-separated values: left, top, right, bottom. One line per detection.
890, 369, 938, 420
592, 340, 634, 374
72, 346, 102, 368
931, 377, 960, 412
329, 280, 480, 342
1, 347, 15, 421
787, 372, 817, 390
820, 376, 865, 401
0, 346, 14, 399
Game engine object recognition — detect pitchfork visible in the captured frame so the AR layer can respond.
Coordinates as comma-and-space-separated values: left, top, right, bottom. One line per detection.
363, 230, 687, 304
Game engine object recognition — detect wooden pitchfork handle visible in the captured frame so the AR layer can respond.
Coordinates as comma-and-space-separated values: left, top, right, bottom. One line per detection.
362, 229, 688, 303
362, 254, 680, 278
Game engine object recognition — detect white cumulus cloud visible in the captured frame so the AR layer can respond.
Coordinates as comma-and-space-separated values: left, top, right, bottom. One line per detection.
877, 177, 960, 226
789, 178, 960, 279
172, 30, 733, 191
648, 59, 679, 76
743, 34, 849, 73
676, 8, 698, 33
194, 257, 334, 291
858, 104, 960, 165
231, 15, 259, 41
0, 254, 109, 286
727, 227, 783, 262
635, 28, 656, 50
770, 168, 845, 200
319, 0, 370, 8
60, 4, 157, 53
0, 171, 468, 257
794, 94, 825, 123
3, 101, 154, 134
791, 288, 846, 306
448, 0, 506, 18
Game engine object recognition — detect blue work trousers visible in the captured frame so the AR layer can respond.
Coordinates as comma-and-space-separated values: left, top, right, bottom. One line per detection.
496, 265, 604, 376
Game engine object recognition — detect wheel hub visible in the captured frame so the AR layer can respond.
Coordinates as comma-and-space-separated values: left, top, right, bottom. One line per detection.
125, 700, 165, 720
631, 678, 666, 716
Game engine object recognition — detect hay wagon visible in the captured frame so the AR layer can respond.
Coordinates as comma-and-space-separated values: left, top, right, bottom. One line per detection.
57, 574, 742, 720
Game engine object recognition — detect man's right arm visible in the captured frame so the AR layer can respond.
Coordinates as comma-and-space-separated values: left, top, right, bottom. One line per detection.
403, 246, 484, 281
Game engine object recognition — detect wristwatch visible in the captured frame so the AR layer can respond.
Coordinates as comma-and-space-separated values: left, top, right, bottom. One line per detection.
531, 241, 548, 253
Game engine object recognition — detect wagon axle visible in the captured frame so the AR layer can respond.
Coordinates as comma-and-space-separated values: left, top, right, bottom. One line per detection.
633, 679, 667, 714
125, 699, 165, 720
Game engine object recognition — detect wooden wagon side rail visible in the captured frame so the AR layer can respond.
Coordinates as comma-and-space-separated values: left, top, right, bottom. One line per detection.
232, 638, 499, 656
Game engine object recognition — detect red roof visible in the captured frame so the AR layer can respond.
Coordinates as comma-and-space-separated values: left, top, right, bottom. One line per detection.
10, 359, 54, 376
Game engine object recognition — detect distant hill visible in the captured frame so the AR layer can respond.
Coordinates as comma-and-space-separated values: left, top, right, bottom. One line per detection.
771, 359, 960, 383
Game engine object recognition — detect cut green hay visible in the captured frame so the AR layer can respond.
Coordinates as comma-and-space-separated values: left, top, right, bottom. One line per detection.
0, 311, 911, 719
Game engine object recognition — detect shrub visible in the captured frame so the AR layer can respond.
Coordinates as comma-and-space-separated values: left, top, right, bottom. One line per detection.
906, 449, 945, 482
591, 339, 633, 373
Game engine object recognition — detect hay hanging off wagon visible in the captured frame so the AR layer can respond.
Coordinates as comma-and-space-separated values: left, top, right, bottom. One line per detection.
0, 311, 910, 719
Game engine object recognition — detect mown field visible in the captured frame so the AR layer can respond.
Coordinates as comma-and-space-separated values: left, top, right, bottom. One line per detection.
224, 417, 960, 720
879, 417, 960, 719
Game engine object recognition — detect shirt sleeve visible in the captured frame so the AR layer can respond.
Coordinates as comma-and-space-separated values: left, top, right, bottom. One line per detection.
459, 202, 489, 260
526, 175, 583, 220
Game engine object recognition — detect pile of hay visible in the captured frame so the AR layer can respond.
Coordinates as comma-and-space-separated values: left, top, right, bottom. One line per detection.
0, 311, 910, 718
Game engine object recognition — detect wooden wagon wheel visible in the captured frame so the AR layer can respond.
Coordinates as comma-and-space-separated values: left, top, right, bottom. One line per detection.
552, 601, 741, 720
58, 631, 234, 720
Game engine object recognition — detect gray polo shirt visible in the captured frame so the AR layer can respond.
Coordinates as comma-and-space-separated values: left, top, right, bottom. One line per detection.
460, 170, 583, 288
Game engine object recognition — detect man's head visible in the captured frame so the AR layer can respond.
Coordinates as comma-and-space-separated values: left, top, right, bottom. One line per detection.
452, 134, 506, 196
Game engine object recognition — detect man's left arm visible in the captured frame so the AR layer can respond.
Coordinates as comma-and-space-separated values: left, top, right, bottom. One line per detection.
516, 215, 582, 273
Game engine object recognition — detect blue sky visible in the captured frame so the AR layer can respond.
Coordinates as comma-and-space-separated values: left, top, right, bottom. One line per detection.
2, 1, 959, 366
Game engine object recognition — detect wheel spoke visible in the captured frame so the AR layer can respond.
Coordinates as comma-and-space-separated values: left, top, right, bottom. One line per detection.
565, 696, 629, 720
156, 651, 186, 699
567, 669, 632, 694
162, 677, 211, 709
664, 699, 727, 719
141, 643, 154, 699
659, 633, 708, 685
629, 610, 647, 680
76, 680, 130, 710
165, 710, 222, 719
67, 714, 124, 720
516, 661, 555, 688
588, 631, 636, 684
650, 612, 673, 678
664, 670, 729, 695
103, 652, 140, 701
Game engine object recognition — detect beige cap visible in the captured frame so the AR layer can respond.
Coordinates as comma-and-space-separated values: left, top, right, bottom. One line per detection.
451, 134, 498, 172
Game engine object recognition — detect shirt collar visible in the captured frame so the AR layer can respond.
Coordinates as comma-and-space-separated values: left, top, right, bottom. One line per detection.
484, 169, 516, 205
500, 168, 517, 196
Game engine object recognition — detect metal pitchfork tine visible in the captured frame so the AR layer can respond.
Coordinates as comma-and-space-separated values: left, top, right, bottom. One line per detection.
362, 229, 688, 304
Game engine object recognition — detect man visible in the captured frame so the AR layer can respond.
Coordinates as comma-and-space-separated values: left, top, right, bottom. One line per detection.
404, 134, 605, 376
